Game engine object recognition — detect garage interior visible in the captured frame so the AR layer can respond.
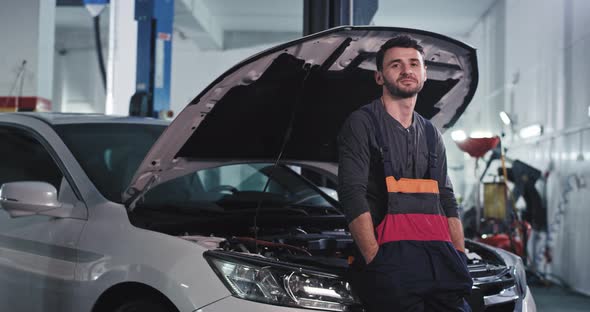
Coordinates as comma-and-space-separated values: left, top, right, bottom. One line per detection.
0, 0, 589, 311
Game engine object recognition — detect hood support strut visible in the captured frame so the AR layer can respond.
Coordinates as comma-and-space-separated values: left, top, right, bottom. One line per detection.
253, 37, 353, 243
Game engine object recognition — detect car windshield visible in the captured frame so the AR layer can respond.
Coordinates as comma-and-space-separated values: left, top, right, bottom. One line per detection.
55, 123, 339, 215
55, 123, 166, 202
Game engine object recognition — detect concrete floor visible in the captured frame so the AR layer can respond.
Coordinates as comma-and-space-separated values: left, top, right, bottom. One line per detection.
530, 285, 590, 312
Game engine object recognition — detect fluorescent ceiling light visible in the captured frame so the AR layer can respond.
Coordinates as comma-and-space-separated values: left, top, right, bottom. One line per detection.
519, 124, 543, 139
470, 131, 494, 138
499, 111, 512, 125
451, 130, 467, 141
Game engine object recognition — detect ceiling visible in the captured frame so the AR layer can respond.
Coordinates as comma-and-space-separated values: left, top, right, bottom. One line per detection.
373, 0, 498, 38
193, 0, 497, 35
205, 0, 302, 32
55, 0, 498, 50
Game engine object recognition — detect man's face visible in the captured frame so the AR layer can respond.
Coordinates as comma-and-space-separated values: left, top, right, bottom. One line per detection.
375, 47, 427, 98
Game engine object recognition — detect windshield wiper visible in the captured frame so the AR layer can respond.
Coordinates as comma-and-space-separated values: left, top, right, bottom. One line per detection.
226, 207, 309, 216
134, 202, 225, 215
285, 203, 343, 216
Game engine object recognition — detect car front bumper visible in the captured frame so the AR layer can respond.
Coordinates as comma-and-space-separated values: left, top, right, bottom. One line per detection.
519, 286, 537, 312
195, 296, 311, 312
195, 286, 537, 312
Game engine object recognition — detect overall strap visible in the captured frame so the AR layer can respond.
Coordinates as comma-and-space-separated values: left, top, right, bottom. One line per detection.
360, 106, 399, 180
423, 118, 439, 181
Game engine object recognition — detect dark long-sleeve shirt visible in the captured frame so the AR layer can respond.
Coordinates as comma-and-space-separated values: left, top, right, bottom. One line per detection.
337, 99, 459, 225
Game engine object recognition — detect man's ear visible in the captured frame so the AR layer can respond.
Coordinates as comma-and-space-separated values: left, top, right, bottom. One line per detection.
424, 65, 427, 81
374, 71, 384, 85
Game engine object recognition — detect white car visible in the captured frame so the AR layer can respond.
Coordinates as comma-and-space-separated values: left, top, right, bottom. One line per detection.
0, 27, 535, 312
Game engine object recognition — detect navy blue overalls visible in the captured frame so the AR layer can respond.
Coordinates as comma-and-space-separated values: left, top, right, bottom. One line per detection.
349, 107, 473, 312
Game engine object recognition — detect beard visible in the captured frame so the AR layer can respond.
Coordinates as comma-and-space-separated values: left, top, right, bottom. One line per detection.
383, 75, 424, 98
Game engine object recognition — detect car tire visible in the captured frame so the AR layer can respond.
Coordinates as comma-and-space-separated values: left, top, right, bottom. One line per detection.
112, 300, 171, 312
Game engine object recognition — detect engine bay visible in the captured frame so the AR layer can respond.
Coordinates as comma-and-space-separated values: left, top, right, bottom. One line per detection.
181, 229, 354, 272
179, 225, 510, 277
131, 202, 521, 311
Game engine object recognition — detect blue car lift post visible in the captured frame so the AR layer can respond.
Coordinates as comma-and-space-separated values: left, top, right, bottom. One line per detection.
130, 0, 174, 118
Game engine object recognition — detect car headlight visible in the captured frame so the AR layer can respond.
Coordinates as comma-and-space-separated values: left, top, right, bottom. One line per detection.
204, 251, 361, 311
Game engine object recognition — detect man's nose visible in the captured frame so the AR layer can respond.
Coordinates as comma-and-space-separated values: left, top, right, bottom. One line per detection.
400, 64, 413, 75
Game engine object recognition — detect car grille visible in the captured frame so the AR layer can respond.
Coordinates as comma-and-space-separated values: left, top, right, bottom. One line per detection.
467, 263, 519, 312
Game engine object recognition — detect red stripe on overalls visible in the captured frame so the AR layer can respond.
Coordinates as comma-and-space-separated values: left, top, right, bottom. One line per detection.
376, 213, 451, 244
377, 176, 451, 244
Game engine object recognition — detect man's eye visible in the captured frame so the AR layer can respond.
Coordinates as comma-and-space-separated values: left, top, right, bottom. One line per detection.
411, 63, 418, 67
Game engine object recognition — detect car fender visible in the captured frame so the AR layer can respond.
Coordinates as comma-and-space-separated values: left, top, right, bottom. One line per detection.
70, 202, 230, 312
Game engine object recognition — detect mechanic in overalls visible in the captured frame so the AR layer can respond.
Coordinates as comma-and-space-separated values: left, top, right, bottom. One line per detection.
338, 35, 472, 311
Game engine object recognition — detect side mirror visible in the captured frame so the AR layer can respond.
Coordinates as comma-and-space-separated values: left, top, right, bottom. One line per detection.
0, 181, 73, 218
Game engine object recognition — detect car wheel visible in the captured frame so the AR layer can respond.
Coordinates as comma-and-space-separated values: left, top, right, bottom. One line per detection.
112, 300, 171, 312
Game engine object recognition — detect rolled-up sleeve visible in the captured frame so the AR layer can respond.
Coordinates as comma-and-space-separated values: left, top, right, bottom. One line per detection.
337, 112, 372, 224
436, 130, 459, 218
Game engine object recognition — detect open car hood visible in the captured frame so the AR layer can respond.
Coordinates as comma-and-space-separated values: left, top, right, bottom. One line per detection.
124, 26, 478, 207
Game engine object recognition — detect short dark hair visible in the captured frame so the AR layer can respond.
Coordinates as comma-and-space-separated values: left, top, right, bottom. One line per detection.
375, 35, 425, 71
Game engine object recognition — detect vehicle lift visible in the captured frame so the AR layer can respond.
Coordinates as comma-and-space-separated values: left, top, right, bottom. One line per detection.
83, 0, 173, 118
129, 0, 174, 118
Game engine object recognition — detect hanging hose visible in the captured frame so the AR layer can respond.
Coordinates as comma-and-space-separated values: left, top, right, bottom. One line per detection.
93, 15, 107, 91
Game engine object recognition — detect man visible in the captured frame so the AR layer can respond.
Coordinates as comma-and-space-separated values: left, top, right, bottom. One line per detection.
338, 35, 472, 311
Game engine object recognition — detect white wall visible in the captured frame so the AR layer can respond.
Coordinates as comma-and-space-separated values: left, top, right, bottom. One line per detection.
457, 0, 590, 294
37, 0, 56, 100
0, 0, 55, 100
53, 4, 134, 115
443, 0, 508, 205
53, 26, 108, 113
105, 0, 137, 116
0, 1, 36, 95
